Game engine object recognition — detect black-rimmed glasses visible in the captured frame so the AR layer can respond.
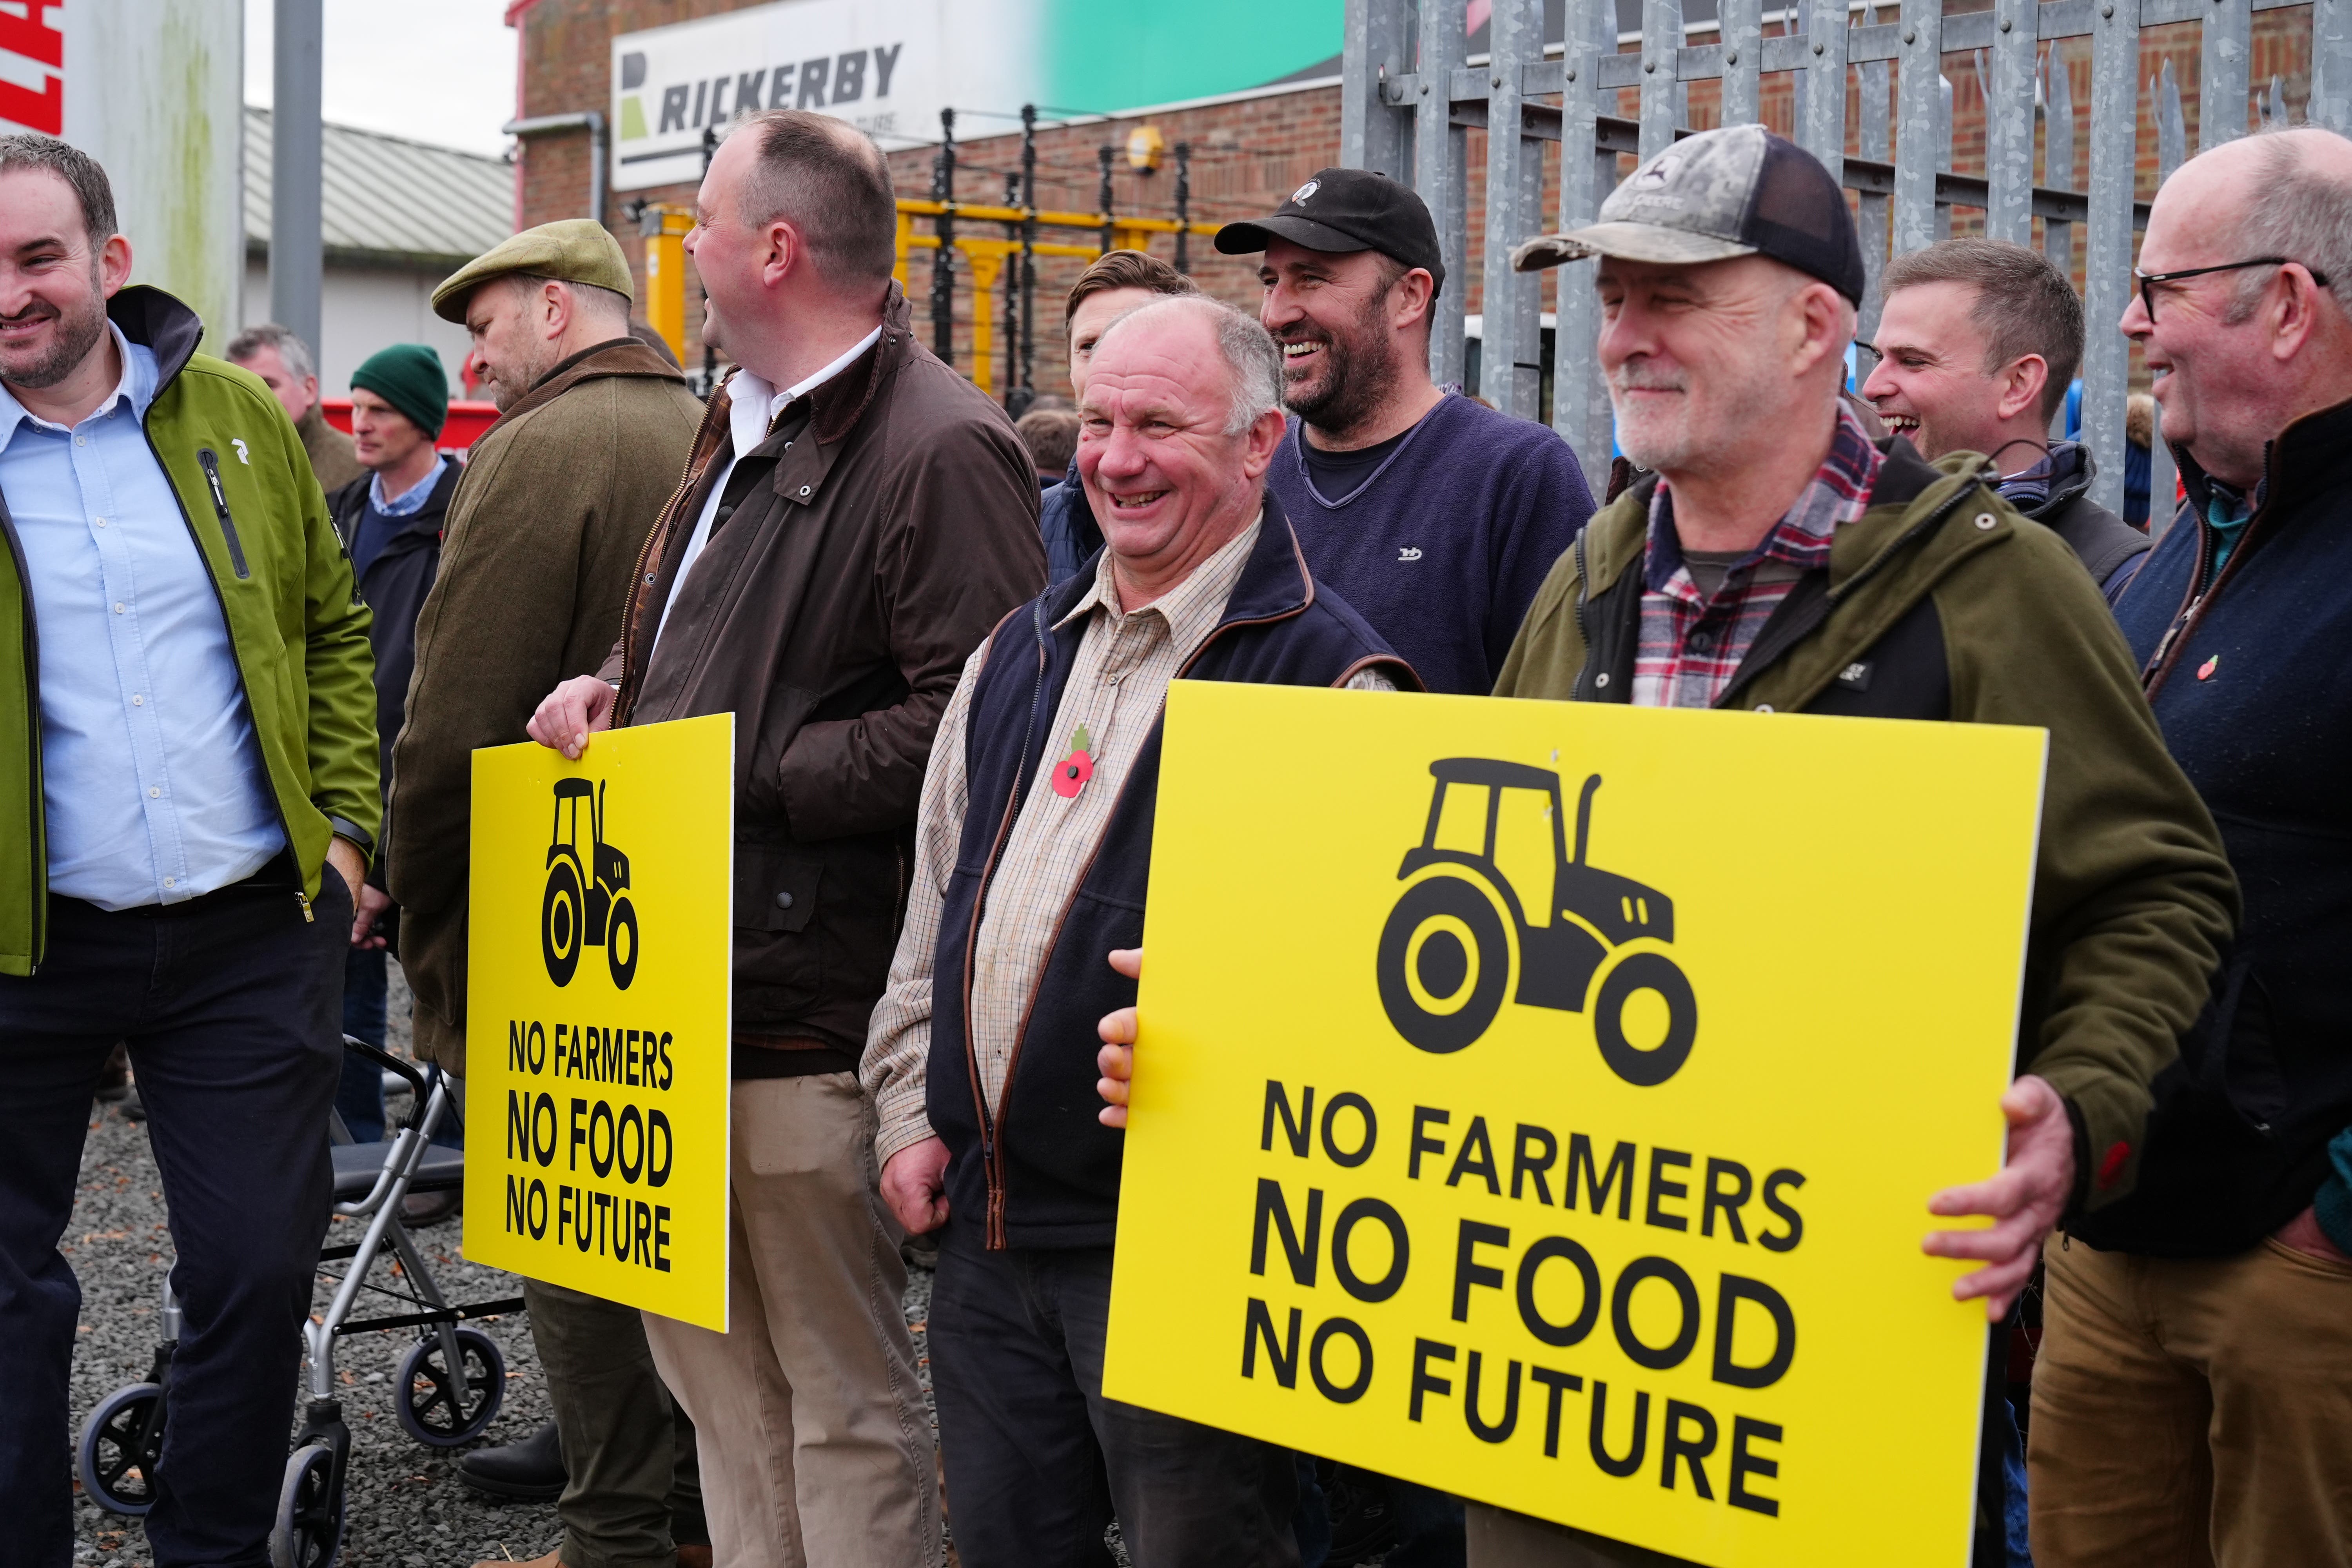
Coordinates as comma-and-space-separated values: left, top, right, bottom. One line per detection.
2136, 258, 2331, 323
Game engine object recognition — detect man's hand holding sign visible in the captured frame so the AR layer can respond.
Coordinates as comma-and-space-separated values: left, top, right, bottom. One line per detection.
1089, 680, 2223, 1568
1104, 992, 2074, 1325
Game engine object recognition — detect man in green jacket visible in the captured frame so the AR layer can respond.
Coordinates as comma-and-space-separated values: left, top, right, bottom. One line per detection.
0, 136, 377, 1563
380, 221, 712, 1568
1469, 125, 2239, 1566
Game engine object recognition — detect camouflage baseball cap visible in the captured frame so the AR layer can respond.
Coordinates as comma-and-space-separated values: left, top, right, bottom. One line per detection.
1510, 123, 1865, 304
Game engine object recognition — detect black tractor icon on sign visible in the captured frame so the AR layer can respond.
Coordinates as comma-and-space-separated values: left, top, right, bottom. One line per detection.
1376, 759, 1697, 1085
542, 779, 639, 990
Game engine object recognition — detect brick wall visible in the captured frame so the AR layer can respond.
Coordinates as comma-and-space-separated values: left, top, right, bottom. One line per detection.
516, 0, 2314, 401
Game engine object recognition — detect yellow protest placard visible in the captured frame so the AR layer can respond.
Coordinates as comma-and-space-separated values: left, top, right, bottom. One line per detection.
463, 713, 733, 1331
1103, 683, 2046, 1567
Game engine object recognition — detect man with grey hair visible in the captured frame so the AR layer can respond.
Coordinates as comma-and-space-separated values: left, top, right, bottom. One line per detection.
2041, 124, 2352, 1565
526, 108, 1044, 1567
225, 321, 361, 492
860, 293, 1414, 1566
1465, 121, 2236, 1568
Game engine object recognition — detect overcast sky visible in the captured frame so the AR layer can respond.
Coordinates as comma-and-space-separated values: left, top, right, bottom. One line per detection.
244, 0, 521, 158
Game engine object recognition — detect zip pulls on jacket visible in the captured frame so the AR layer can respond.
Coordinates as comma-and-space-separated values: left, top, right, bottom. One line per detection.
196, 450, 251, 579
160, 434, 309, 924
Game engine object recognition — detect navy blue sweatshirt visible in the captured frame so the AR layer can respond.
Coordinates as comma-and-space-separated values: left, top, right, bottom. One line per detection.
1264, 393, 1596, 697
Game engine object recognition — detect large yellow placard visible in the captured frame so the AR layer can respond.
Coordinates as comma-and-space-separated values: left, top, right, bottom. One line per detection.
464, 714, 733, 1330
1103, 683, 2046, 1567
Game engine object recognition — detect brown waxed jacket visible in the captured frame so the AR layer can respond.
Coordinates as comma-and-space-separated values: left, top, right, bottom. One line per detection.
602, 285, 1045, 1055
389, 336, 704, 1072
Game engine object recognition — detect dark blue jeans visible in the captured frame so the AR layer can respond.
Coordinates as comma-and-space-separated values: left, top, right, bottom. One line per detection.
0, 874, 347, 1567
1293, 1463, 1465, 1568
929, 1221, 1300, 1568
337, 945, 388, 1142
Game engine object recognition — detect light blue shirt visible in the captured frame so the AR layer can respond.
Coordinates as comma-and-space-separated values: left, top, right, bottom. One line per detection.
0, 323, 284, 909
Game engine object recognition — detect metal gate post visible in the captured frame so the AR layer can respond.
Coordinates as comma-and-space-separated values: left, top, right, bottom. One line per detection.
2043, 46, 2075, 319
931, 109, 956, 368
1984, 0, 2038, 245
2317, 0, 2352, 131
2149, 58, 2188, 532
2203, 0, 2252, 146
1859, 5, 1893, 344
1553, 0, 1617, 493
1720, 0, 1763, 126
1893, 0, 1943, 256
1481, 0, 1544, 419
1415, 0, 1470, 388
2081, 0, 2138, 515
1801, 0, 1849, 190
1342, 0, 1412, 177
1641, 0, 1685, 160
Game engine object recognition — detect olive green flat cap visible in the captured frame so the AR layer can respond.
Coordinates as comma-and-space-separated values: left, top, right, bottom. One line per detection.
431, 219, 634, 323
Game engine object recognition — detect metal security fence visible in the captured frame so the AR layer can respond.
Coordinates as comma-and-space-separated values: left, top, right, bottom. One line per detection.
1342, 0, 2352, 512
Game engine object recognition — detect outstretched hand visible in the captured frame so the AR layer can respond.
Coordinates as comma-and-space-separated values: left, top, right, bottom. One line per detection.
1925, 1074, 2075, 1319
1095, 947, 1143, 1128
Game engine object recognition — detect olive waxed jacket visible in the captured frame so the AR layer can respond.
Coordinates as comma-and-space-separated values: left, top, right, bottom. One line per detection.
603, 284, 1045, 1059
1494, 437, 2238, 1212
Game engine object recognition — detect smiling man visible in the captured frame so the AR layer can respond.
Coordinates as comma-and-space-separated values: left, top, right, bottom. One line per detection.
1214, 169, 1594, 699
527, 109, 1042, 1568
2038, 125, 2352, 1566
0, 133, 377, 1566
1481, 122, 2237, 1568
1861, 238, 2149, 599
861, 294, 1414, 1567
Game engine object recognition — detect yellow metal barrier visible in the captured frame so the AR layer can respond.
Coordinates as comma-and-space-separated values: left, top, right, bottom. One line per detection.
893, 200, 1223, 396
635, 204, 696, 365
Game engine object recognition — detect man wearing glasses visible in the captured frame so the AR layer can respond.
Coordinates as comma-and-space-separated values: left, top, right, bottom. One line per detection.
2032, 125, 2352, 1564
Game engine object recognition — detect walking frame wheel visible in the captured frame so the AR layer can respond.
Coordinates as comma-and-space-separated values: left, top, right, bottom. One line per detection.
394, 1325, 506, 1447
76, 1381, 165, 1516
269, 1442, 344, 1568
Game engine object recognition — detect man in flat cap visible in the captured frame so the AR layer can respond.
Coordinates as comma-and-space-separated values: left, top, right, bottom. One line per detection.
381, 218, 714, 1568
1470, 121, 2235, 1568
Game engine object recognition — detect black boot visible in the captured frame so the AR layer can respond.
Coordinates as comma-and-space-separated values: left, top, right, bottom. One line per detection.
457, 1417, 566, 1502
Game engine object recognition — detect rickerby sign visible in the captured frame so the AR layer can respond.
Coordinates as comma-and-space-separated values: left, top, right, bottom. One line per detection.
610, 0, 1344, 191
1103, 683, 2045, 1566
464, 715, 735, 1331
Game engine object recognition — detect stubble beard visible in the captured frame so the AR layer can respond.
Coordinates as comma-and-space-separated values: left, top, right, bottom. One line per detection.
0, 283, 107, 393
1282, 293, 1403, 443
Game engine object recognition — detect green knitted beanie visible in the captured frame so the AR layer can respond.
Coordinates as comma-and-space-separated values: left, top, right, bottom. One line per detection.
350, 343, 449, 438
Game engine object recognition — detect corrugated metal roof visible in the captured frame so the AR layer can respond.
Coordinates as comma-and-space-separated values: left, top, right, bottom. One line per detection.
245, 106, 514, 269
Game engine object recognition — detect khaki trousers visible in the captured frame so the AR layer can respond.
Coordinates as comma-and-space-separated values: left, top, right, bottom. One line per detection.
641, 1073, 940, 1568
522, 1276, 706, 1568
2029, 1232, 2352, 1566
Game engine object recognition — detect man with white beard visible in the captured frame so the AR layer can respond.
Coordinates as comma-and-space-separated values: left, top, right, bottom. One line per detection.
1472, 123, 2239, 1567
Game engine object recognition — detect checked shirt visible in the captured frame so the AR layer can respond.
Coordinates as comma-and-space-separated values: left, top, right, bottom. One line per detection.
1631, 405, 1884, 709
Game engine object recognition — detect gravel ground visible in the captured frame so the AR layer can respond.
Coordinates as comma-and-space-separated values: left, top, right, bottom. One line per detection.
65, 962, 942, 1568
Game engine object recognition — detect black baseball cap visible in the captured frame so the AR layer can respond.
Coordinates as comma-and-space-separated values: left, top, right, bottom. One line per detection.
1215, 167, 1447, 296
1510, 124, 1865, 305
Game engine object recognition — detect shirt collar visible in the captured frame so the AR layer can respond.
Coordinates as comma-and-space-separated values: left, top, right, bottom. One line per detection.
370, 453, 448, 517
0, 321, 156, 446
1646, 402, 1881, 594
723, 324, 884, 459
1055, 511, 1264, 660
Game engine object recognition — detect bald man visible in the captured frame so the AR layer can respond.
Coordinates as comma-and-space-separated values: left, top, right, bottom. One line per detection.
2038, 126, 2352, 1565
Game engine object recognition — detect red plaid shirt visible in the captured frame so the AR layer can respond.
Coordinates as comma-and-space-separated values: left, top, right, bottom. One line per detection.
1632, 407, 1884, 708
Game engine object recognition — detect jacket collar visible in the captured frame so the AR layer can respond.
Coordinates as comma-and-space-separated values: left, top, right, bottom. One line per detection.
802, 283, 915, 446
2172, 392, 2352, 532
1033, 485, 1317, 648
104, 285, 204, 392
481, 335, 686, 445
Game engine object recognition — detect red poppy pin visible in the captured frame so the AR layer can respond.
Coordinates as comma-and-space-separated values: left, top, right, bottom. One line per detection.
2196, 655, 2220, 681
1050, 722, 1095, 799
